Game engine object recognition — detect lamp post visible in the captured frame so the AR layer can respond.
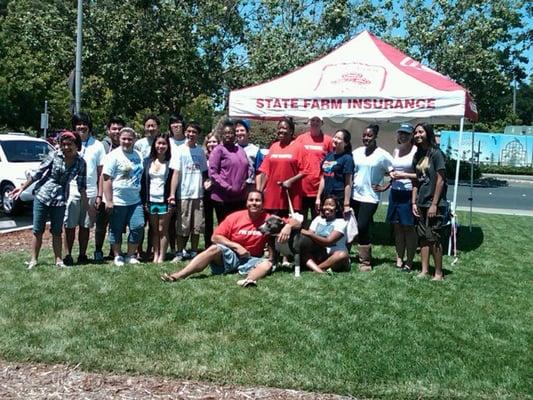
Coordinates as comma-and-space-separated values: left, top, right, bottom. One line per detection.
74, 0, 83, 114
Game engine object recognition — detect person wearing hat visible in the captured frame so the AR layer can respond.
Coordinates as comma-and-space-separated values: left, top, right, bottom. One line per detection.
10, 130, 88, 269
386, 123, 418, 271
234, 119, 260, 191
294, 115, 332, 222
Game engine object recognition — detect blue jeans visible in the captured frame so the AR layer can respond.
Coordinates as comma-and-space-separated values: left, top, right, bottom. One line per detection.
108, 203, 145, 245
32, 199, 66, 235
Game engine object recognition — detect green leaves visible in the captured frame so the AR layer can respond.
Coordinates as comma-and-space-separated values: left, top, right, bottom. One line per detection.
0, 0, 529, 132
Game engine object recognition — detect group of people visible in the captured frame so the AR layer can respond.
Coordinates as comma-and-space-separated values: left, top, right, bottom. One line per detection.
10, 111, 448, 285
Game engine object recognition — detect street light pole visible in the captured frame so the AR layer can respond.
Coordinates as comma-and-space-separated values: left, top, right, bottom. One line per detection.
75, 0, 83, 114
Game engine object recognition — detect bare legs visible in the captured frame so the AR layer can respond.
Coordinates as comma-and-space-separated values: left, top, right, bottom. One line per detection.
418, 240, 443, 280
393, 224, 417, 269
30, 233, 42, 263
306, 251, 349, 273
150, 213, 171, 263
167, 245, 222, 280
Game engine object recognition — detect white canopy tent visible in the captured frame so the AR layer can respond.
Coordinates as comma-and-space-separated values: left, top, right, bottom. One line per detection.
229, 30, 478, 254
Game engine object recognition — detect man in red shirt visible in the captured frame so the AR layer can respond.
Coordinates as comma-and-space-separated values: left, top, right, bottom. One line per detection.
161, 190, 295, 286
294, 115, 333, 222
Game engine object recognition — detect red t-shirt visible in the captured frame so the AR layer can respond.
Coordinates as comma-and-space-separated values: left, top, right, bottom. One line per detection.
294, 132, 333, 196
259, 141, 304, 211
213, 210, 269, 257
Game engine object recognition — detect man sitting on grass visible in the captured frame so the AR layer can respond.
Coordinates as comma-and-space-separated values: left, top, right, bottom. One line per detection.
161, 190, 296, 287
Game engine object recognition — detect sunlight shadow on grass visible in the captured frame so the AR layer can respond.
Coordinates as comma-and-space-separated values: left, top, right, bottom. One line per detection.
456, 225, 484, 252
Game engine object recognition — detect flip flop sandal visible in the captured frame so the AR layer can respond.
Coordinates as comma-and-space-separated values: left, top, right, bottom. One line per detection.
237, 278, 257, 288
160, 273, 177, 282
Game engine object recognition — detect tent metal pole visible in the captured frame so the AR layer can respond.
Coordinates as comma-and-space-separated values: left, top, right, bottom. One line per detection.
449, 117, 465, 256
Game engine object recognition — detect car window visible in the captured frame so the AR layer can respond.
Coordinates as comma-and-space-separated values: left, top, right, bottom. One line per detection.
1, 140, 52, 162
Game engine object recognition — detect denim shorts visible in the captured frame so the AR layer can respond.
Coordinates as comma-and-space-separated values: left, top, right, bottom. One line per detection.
209, 244, 267, 275
32, 199, 66, 235
148, 202, 168, 215
386, 189, 415, 226
108, 202, 145, 245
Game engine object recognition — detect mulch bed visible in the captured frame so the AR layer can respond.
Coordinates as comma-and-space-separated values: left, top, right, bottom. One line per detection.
0, 229, 355, 400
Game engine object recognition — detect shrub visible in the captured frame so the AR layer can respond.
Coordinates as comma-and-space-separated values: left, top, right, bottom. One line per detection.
445, 158, 481, 180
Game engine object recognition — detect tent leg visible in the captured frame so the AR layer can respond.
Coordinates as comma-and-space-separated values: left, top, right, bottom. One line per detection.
449, 117, 465, 256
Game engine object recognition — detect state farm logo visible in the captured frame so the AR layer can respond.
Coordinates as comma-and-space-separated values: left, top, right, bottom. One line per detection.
400, 57, 442, 77
314, 62, 387, 93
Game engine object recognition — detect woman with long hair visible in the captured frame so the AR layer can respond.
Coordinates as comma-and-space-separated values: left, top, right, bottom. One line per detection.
386, 124, 418, 271
412, 123, 447, 281
316, 129, 354, 217
140, 133, 175, 263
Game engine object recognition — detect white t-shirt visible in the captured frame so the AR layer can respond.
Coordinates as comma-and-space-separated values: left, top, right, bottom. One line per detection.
170, 138, 186, 159
134, 137, 153, 159
239, 143, 260, 184
391, 146, 417, 191
309, 216, 347, 254
102, 147, 143, 206
149, 162, 168, 202
69, 136, 105, 198
352, 146, 393, 204
170, 144, 208, 199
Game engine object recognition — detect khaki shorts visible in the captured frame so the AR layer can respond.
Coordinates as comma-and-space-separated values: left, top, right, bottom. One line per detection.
177, 199, 204, 236
64, 196, 96, 229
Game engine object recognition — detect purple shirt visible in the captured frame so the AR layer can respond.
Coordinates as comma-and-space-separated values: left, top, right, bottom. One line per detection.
208, 143, 250, 203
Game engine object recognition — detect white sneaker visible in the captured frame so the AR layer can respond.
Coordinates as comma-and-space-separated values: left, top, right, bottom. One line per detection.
171, 251, 185, 263
125, 255, 140, 265
114, 255, 125, 267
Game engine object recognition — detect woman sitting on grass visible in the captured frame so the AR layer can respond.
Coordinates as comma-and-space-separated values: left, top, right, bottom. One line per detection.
299, 195, 350, 273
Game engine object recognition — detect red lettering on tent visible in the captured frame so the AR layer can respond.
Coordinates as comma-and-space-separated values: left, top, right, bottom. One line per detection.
384, 99, 394, 109
256, 99, 264, 108
405, 99, 415, 108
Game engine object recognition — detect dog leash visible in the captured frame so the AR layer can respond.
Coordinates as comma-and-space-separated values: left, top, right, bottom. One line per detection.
283, 187, 301, 277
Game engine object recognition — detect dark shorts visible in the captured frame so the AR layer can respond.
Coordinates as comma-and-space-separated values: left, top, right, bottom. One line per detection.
416, 206, 448, 243
386, 189, 415, 226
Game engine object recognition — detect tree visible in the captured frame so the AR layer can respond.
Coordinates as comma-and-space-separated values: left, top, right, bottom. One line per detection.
393, 0, 530, 127
0, 0, 245, 133
229, 0, 396, 88
515, 78, 533, 125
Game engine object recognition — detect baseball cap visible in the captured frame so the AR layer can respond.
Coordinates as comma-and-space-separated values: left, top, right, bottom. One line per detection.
397, 123, 414, 134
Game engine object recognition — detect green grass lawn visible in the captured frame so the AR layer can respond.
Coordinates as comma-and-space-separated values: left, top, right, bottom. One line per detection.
0, 211, 531, 399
